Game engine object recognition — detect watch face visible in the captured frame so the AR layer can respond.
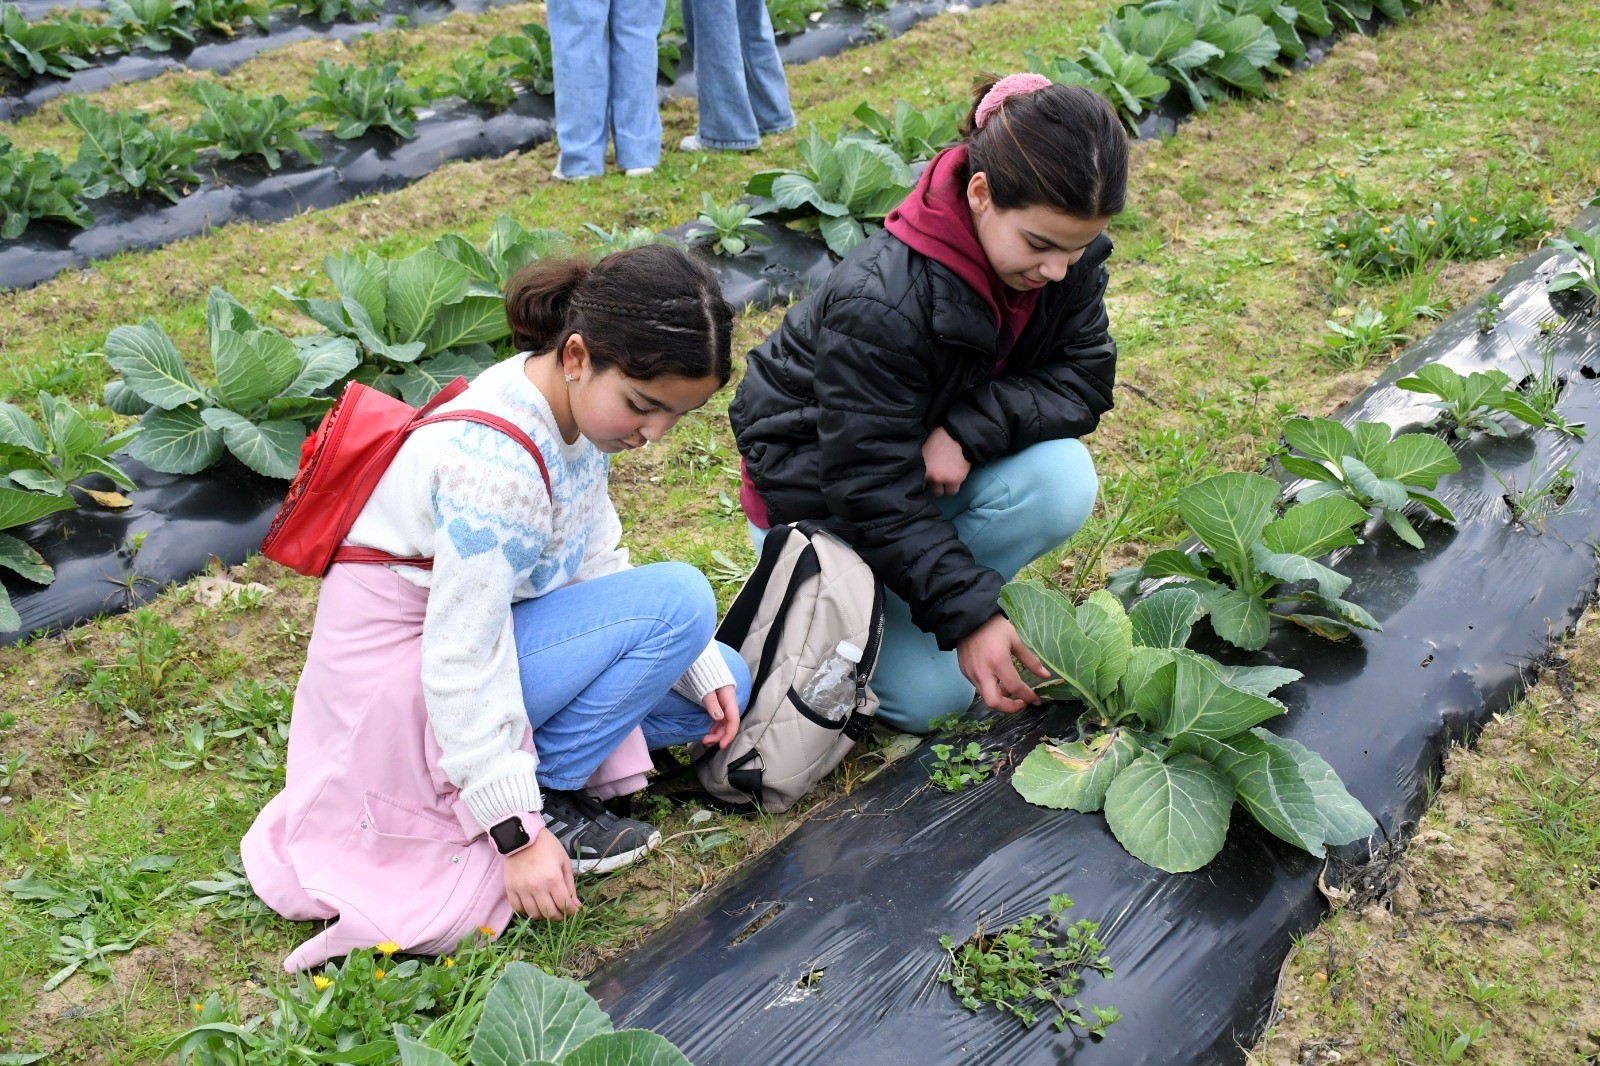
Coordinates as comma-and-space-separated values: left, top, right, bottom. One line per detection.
490, 816, 530, 854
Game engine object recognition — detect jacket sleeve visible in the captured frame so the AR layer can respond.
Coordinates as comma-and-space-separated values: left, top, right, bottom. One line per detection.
940, 262, 1117, 468
812, 297, 1004, 651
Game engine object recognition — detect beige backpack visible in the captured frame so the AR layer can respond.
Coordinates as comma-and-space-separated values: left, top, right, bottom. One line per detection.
692, 522, 885, 811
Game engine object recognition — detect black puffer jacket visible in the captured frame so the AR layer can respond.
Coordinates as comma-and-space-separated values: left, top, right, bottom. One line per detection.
730, 227, 1117, 650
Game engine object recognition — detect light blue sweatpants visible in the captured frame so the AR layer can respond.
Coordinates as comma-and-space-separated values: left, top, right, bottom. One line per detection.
750, 438, 1098, 733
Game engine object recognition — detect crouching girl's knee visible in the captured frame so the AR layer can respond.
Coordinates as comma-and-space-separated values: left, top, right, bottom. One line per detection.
1018, 438, 1099, 542
637, 561, 718, 646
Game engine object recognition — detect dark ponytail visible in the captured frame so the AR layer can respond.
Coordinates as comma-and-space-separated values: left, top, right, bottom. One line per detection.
963, 74, 1128, 219
504, 244, 735, 385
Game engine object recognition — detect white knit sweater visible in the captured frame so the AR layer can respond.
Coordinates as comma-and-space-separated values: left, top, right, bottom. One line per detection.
345, 354, 733, 830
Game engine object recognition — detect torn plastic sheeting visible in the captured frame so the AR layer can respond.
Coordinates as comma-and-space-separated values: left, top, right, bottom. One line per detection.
586, 220, 1600, 1064
2, 455, 283, 643
0, 0, 523, 121
667, 216, 836, 310
0, 96, 554, 292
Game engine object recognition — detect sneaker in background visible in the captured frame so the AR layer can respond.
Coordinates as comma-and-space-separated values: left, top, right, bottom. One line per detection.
540, 789, 661, 874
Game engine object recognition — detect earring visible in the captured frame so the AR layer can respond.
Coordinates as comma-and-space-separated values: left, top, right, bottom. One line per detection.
563, 373, 574, 382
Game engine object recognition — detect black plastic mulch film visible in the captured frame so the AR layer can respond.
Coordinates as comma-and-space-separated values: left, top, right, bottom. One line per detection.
583, 208, 1600, 1065
0, 0, 1000, 292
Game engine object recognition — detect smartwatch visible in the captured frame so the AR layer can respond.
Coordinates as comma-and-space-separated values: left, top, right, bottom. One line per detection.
488, 812, 540, 856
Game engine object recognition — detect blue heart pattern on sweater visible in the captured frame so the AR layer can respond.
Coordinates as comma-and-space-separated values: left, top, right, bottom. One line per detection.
447, 518, 499, 558
500, 535, 545, 576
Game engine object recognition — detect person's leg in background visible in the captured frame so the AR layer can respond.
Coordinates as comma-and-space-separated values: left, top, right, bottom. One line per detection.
547, 0, 611, 178
681, 0, 762, 150
734, 0, 793, 137
860, 438, 1100, 733
607, 0, 666, 172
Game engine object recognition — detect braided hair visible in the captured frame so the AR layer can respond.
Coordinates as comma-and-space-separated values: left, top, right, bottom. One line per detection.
962, 74, 1127, 219
504, 244, 735, 385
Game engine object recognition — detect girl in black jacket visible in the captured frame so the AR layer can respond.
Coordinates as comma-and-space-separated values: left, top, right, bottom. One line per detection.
730, 74, 1128, 732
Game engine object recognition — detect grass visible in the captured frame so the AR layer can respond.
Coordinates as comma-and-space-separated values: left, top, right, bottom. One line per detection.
1248, 608, 1600, 1065
3, 0, 1600, 1059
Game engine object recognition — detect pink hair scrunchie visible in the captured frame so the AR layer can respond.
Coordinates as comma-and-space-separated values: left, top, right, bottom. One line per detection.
973, 72, 1053, 128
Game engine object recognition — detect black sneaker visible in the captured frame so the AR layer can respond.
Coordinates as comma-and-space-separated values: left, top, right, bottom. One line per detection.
540, 789, 662, 874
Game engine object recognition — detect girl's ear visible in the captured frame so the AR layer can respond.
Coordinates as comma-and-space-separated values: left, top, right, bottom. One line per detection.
561, 332, 591, 380
966, 170, 993, 216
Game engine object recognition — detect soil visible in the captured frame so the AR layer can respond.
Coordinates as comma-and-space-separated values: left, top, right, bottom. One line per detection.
1249, 608, 1600, 1065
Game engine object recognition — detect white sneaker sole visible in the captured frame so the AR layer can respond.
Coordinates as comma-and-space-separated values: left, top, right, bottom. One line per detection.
572, 829, 663, 875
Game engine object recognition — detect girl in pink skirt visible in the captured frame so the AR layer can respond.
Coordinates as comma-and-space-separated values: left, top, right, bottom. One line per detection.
244, 245, 750, 971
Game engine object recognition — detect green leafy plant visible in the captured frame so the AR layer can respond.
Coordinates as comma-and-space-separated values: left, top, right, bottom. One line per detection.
303, 59, 428, 140
746, 126, 914, 257
106, 0, 195, 52
184, 81, 321, 170
1027, 37, 1171, 125
1113, 472, 1379, 649
1279, 416, 1459, 548
847, 99, 962, 162
1138, 0, 1281, 100
104, 288, 360, 477
0, 134, 101, 238
1319, 195, 1551, 282
1395, 364, 1545, 440
1319, 304, 1411, 367
1094, 7, 1218, 114
1512, 330, 1586, 438
764, 0, 825, 35
685, 193, 771, 257
189, 0, 271, 35
581, 221, 678, 252
433, 214, 569, 291
63, 98, 205, 203
1005, 583, 1377, 872
1487, 460, 1579, 533
1546, 225, 1600, 311
939, 894, 1118, 1034
275, 248, 507, 404
0, 481, 76, 631
1473, 292, 1503, 334
43, 918, 149, 990
0, 750, 26, 789
0, 389, 138, 508
0, 3, 99, 78
186, 853, 276, 930
80, 606, 201, 723
430, 53, 518, 109
928, 740, 995, 792
484, 22, 553, 95
297, 0, 380, 22
656, 0, 684, 80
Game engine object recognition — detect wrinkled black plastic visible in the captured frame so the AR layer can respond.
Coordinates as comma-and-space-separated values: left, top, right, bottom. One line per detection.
0, 0, 522, 121
0, 94, 554, 292
669, 216, 835, 309
3, 455, 282, 641
585, 217, 1600, 1064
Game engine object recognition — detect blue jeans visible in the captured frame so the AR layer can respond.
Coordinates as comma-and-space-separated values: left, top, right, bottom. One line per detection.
750, 439, 1098, 734
547, 0, 665, 175
682, 0, 795, 149
512, 562, 751, 790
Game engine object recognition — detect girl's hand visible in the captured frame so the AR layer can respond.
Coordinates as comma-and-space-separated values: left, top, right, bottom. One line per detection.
921, 427, 971, 497
503, 827, 579, 921
701, 686, 742, 749
956, 614, 1052, 713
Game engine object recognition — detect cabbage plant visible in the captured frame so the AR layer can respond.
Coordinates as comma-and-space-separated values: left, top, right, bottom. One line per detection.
1005, 583, 1376, 873
1394, 365, 1545, 440
1113, 471, 1379, 650
104, 288, 359, 477
276, 248, 510, 404
392, 962, 690, 1066
1281, 416, 1459, 548
746, 126, 913, 257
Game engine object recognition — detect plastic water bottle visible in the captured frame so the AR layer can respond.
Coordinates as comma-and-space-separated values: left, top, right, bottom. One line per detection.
800, 640, 864, 723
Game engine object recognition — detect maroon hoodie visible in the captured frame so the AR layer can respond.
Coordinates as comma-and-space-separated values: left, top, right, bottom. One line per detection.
884, 143, 1041, 363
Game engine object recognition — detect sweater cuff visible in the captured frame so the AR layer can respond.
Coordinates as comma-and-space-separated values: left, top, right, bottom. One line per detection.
462, 768, 543, 833
671, 641, 736, 703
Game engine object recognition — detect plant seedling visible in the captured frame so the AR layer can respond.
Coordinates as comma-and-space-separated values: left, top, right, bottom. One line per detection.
0, 133, 100, 239
1395, 364, 1545, 439
44, 917, 149, 990
485, 22, 554, 94
938, 894, 1117, 1034
1513, 332, 1586, 438
1002, 582, 1376, 872
746, 126, 913, 257
303, 60, 428, 140
434, 214, 570, 291
1027, 39, 1169, 127
928, 740, 995, 792
62, 98, 205, 203
685, 194, 770, 257
0, 751, 25, 789
1319, 304, 1411, 367
1112, 471, 1379, 649
1487, 460, 1580, 533
1546, 225, 1600, 311
184, 81, 322, 171
431, 53, 519, 109
0, 389, 141, 504
1473, 293, 1504, 334
847, 99, 962, 162
106, 0, 195, 53
1280, 416, 1459, 548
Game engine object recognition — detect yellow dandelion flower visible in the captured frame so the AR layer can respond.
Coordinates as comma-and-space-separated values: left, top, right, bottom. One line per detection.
192, 1003, 203, 1013
376, 942, 401, 956
478, 925, 496, 937
1469, 217, 1478, 223
313, 976, 333, 991
1381, 226, 1390, 234
1337, 171, 1346, 178
1389, 244, 1396, 251
374, 969, 387, 981
1338, 243, 1347, 249
1426, 219, 1436, 227
443, 957, 456, 968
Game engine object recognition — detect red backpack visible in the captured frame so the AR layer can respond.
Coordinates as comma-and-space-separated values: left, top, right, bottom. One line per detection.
262, 377, 551, 577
